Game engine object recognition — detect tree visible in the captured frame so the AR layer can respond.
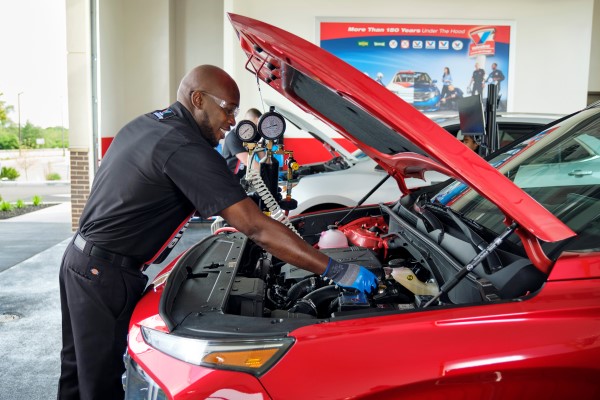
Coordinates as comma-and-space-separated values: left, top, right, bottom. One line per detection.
21, 121, 42, 148
0, 92, 14, 127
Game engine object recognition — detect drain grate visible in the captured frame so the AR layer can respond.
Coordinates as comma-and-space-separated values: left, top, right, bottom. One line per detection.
0, 312, 22, 323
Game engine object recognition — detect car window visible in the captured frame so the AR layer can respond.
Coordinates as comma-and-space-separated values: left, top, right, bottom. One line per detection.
443, 122, 545, 144
394, 73, 413, 83
415, 72, 430, 83
497, 124, 545, 147
440, 110, 600, 253
530, 133, 599, 164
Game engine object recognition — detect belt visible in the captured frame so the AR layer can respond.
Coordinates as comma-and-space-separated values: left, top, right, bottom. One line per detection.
73, 233, 142, 270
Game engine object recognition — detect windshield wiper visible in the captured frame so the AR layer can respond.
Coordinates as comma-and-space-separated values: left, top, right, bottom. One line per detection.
413, 194, 444, 244
424, 201, 503, 274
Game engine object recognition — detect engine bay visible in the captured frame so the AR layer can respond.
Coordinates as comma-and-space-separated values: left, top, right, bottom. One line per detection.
159, 202, 546, 331
228, 204, 543, 320
231, 211, 442, 320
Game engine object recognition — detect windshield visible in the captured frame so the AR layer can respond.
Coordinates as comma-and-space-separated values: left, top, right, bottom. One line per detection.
433, 108, 600, 252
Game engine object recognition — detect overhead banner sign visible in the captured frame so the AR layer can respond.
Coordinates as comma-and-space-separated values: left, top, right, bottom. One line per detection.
318, 20, 514, 113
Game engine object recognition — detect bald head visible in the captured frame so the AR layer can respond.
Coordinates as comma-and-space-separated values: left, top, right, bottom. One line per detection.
177, 65, 240, 110
176, 65, 241, 147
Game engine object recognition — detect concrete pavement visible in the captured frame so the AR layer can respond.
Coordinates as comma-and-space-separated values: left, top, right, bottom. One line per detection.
0, 202, 72, 399
0, 202, 74, 273
0, 180, 71, 203
0, 201, 211, 399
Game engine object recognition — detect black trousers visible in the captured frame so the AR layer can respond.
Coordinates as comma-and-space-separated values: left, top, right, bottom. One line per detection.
57, 237, 147, 400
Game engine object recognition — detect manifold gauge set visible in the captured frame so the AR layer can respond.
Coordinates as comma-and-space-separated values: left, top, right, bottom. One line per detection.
235, 106, 286, 143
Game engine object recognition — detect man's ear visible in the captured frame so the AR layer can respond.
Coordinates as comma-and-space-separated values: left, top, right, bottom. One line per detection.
191, 91, 203, 109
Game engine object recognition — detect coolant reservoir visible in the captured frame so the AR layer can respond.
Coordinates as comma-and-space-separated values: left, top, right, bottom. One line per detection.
391, 267, 439, 296
318, 225, 348, 249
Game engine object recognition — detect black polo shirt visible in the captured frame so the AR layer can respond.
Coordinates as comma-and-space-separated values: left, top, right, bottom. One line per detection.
222, 129, 247, 173
79, 101, 247, 262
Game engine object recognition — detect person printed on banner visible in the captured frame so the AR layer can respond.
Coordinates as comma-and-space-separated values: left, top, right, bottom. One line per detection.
469, 63, 486, 96
441, 67, 452, 99
376, 72, 385, 86
487, 62, 505, 92
440, 84, 464, 110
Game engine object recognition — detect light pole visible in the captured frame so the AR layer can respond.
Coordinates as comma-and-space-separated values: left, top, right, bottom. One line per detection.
17, 91, 23, 155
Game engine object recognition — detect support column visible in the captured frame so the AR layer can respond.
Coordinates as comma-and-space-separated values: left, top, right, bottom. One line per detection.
66, 0, 94, 231
69, 149, 90, 230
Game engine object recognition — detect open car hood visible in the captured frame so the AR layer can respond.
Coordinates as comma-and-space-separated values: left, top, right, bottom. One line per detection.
228, 13, 575, 244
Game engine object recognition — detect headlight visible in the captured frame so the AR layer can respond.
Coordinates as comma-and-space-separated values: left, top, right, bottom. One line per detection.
123, 353, 168, 400
141, 326, 294, 376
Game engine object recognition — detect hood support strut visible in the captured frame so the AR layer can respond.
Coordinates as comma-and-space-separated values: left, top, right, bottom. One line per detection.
336, 174, 392, 227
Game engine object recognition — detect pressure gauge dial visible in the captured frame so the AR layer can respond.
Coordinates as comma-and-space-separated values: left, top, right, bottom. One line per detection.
235, 119, 259, 142
258, 107, 286, 141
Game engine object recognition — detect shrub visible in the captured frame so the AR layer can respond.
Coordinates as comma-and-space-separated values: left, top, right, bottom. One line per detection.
32, 195, 42, 206
46, 172, 61, 181
0, 166, 20, 180
15, 199, 25, 209
0, 201, 13, 211
0, 132, 19, 149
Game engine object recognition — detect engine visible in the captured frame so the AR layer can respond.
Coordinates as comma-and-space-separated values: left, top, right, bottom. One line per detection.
227, 214, 440, 320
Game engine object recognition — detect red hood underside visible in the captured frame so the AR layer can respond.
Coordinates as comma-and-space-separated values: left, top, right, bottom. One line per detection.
228, 13, 575, 247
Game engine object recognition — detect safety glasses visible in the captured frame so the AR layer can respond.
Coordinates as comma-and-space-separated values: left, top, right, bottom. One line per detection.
199, 91, 240, 118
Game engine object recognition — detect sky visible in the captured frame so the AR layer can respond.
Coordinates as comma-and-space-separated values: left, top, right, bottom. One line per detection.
0, 0, 68, 128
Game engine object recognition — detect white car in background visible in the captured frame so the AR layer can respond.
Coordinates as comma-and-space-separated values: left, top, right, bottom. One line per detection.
283, 110, 563, 216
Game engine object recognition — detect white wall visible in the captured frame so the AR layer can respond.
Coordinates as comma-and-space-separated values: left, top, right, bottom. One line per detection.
226, 0, 595, 115
590, 0, 600, 92
69, 0, 598, 159
97, 0, 172, 140
96, 0, 225, 140
171, 0, 225, 101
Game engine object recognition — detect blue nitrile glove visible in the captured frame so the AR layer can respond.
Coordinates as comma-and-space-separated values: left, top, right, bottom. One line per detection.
322, 258, 378, 294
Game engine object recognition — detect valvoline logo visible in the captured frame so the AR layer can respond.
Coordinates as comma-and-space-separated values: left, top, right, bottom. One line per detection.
470, 27, 495, 44
468, 26, 496, 56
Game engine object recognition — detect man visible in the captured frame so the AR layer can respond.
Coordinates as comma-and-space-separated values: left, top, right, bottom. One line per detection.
469, 63, 485, 96
487, 62, 505, 85
440, 84, 463, 110
222, 107, 262, 179
57, 65, 377, 400
487, 62, 505, 92
462, 135, 480, 152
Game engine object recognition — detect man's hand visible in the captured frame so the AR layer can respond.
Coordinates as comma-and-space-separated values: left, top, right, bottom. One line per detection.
323, 258, 378, 294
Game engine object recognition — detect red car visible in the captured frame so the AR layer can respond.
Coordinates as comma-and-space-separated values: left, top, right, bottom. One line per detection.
123, 13, 600, 400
